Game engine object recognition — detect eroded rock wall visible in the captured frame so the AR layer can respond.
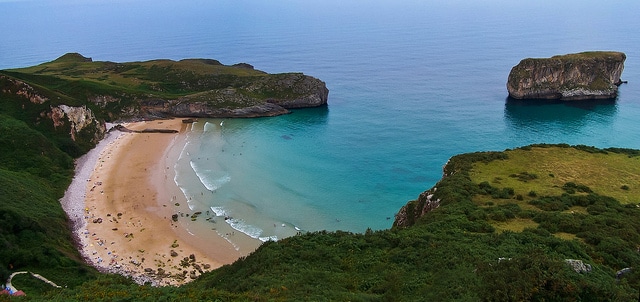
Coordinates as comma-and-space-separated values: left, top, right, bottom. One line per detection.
51, 105, 105, 144
1, 75, 106, 154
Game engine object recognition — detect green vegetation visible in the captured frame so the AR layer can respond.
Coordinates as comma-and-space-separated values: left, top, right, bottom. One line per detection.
0, 115, 100, 293
470, 144, 640, 204
551, 51, 626, 60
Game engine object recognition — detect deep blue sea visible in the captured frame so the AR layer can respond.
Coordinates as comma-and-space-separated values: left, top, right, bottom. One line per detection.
2, 0, 640, 243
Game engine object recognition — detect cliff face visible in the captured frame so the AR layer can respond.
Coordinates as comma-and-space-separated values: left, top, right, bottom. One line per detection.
507, 51, 626, 100
50, 104, 106, 144
0, 75, 105, 155
393, 187, 440, 228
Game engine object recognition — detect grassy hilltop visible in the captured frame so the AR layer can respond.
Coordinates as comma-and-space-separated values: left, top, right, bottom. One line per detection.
3, 56, 640, 300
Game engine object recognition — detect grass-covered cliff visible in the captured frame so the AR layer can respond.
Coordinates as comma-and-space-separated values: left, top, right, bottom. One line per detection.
3, 53, 328, 120
0, 53, 328, 155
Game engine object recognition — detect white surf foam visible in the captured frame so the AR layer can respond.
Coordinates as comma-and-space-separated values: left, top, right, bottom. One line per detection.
189, 161, 231, 191
209, 206, 228, 217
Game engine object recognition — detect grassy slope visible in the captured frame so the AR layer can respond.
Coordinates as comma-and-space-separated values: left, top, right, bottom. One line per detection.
551, 51, 626, 60
8, 53, 267, 90
470, 145, 640, 203
0, 115, 100, 294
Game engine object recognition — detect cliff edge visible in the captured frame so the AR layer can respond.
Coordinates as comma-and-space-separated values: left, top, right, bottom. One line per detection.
507, 51, 626, 100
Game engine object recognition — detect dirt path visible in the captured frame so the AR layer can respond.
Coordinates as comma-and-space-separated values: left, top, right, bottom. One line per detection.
4, 271, 61, 295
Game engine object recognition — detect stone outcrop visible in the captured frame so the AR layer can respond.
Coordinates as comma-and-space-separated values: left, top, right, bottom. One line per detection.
51, 105, 106, 143
565, 259, 592, 274
394, 158, 459, 228
139, 97, 291, 118
393, 188, 440, 228
507, 51, 626, 100
616, 267, 632, 280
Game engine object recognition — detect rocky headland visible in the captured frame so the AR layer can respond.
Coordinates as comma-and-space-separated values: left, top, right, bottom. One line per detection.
0, 53, 329, 154
506, 51, 626, 100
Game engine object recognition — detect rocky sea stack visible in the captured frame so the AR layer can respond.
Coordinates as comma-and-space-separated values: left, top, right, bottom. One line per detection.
507, 51, 626, 100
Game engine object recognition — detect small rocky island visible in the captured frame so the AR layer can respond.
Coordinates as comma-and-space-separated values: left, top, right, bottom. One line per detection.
507, 51, 626, 100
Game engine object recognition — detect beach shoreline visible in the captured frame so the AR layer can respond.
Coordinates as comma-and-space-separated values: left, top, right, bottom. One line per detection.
60, 119, 260, 286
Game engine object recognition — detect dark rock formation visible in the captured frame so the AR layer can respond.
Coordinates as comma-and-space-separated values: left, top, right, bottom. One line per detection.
616, 267, 632, 280
112, 124, 178, 133
507, 51, 626, 100
232, 62, 255, 69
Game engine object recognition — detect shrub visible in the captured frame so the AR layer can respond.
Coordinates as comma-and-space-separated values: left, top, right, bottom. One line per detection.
562, 182, 592, 194
509, 172, 538, 182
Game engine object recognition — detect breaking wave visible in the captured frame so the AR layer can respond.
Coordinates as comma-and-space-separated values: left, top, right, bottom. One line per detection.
190, 161, 230, 191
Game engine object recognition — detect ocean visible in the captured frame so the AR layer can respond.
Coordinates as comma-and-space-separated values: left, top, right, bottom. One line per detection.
2, 0, 640, 244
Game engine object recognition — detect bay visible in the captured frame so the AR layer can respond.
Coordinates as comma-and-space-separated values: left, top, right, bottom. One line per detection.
2, 0, 640, 242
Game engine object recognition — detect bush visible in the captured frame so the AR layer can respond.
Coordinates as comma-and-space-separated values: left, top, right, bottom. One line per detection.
563, 182, 593, 194
509, 172, 538, 182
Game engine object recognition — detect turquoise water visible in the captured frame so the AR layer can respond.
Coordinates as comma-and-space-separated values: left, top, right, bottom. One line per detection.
2, 0, 640, 241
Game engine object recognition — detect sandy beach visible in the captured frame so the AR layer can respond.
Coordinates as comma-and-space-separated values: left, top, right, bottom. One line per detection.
62, 119, 261, 286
